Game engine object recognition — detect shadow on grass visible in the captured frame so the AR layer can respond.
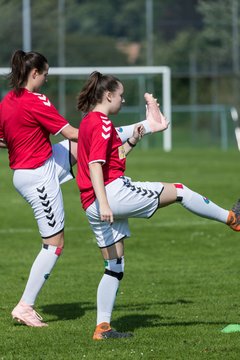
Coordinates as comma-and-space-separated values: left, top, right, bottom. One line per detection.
113, 314, 227, 332
41, 302, 94, 321
40, 298, 193, 323
40, 301, 228, 331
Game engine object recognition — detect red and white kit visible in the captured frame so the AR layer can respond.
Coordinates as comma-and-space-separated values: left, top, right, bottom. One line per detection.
0, 89, 69, 169
77, 111, 164, 248
0, 89, 73, 238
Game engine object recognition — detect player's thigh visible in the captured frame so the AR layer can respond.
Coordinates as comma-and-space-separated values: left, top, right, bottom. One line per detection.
159, 182, 177, 207
86, 202, 130, 248
13, 159, 65, 239
52, 140, 74, 184
106, 177, 163, 218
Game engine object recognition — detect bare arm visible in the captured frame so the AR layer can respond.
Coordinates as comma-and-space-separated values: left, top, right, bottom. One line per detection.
122, 124, 144, 156
60, 124, 78, 142
89, 162, 113, 223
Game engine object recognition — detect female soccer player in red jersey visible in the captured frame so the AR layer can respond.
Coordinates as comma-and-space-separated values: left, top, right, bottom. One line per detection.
0, 50, 79, 327
76, 71, 240, 340
0, 50, 162, 327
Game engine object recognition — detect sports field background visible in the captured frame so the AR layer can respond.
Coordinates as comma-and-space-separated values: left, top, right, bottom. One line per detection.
1, 143, 240, 359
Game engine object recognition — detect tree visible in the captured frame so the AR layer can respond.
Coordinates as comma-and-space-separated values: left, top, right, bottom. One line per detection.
196, 0, 239, 73
0, 0, 22, 65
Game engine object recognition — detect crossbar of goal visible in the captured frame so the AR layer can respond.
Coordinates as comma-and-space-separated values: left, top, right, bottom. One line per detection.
0, 66, 172, 151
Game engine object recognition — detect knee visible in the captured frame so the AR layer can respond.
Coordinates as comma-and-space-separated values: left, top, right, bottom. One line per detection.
104, 256, 125, 281
173, 183, 185, 202
43, 231, 64, 248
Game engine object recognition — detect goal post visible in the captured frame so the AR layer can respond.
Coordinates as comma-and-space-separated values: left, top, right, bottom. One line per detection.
0, 66, 172, 151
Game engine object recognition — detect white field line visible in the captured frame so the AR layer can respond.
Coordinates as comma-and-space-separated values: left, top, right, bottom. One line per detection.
0, 220, 218, 234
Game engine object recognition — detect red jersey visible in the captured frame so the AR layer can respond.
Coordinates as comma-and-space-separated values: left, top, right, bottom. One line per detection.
0, 89, 69, 169
77, 111, 126, 210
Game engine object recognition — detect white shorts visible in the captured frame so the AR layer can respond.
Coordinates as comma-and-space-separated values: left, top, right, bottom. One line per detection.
13, 140, 74, 238
86, 176, 164, 248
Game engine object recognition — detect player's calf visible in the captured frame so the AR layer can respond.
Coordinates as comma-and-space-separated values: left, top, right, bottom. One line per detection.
93, 256, 133, 340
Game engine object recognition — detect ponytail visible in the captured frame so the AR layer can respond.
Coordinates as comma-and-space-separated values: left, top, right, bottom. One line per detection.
77, 71, 121, 113
8, 49, 48, 95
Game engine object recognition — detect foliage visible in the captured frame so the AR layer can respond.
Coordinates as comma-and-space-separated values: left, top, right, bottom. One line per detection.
0, 0, 239, 74
0, 0, 238, 72
0, 0, 22, 64
196, 0, 236, 72
154, 30, 198, 72
1, 1, 240, 111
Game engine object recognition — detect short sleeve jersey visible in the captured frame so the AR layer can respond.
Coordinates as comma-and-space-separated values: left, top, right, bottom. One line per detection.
0, 89, 69, 169
77, 111, 126, 210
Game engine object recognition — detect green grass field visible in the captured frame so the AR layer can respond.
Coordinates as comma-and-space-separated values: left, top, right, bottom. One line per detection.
1, 146, 240, 360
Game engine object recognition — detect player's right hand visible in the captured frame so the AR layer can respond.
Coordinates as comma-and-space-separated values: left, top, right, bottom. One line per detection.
100, 204, 114, 224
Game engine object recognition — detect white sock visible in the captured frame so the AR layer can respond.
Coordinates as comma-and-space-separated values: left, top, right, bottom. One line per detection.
175, 183, 229, 223
96, 274, 119, 325
21, 244, 62, 306
116, 120, 150, 143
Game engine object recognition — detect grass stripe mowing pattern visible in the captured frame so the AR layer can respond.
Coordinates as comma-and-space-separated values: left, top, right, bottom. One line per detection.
0, 147, 240, 359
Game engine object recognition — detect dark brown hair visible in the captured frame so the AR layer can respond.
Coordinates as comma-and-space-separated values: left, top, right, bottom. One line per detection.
77, 71, 121, 113
8, 49, 48, 94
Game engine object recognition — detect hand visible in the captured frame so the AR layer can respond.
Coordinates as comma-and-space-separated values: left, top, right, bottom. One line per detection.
100, 203, 114, 224
132, 124, 145, 143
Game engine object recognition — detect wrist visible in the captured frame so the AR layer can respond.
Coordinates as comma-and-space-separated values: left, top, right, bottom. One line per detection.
127, 138, 137, 147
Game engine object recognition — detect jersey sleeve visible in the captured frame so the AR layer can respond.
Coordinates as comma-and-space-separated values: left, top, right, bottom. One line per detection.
31, 93, 69, 135
89, 117, 112, 164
